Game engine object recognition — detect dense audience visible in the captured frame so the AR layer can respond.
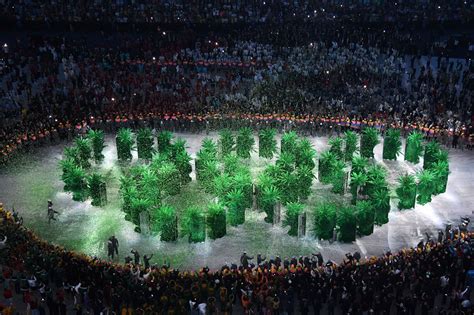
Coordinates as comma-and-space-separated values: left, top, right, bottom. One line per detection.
1, 204, 473, 314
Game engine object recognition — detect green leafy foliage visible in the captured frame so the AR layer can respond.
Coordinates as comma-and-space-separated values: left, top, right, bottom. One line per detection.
295, 138, 316, 169
181, 206, 206, 243
116, 128, 134, 162
87, 129, 106, 163
344, 131, 358, 161
283, 202, 304, 236
258, 128, 277, 159
417, 170, 436, 205
350, 172, 367, 204
157, 162, 181, 196
423, 141, 441, 170
236, 127, 255, 159
382, 129, 401, 160
207, 203, 227, 239
328, 137, 344, 160
280, 131, 298, 157
226, 189, 246, 226
372, 188, 390, 225
157, 131, 173, 155
318, 150, 336, 184
151, 205, 178, 241
258, 185, 280, 223
313, 202, 337, 240
75, 137, 92, 169
136, 128, 154, 160
356, 200, 375, 236
330, 159, 346, 195
396, 174, 417, 210
337, 206, 356, 242
351, 156, 368, 175
405, 131, 423, 164
295, 165, 314, 200
219, 129, 234, 159
431, 160, 449, 194
88, 173, 106, 206
360, 127, 379, 159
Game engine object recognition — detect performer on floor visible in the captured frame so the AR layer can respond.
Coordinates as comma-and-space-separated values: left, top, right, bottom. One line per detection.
131, 249, 140, 265
47, 200, 59, 224
143, 254, 153, 269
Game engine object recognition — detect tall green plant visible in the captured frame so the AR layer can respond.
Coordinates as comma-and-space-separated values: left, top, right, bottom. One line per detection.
313, 202, 337, 240
63, 164, 88, 201
276, 171, 299, 205
175, 150, 192, 184
330, 159, 346, 195
405, 131, 423, 164
296, 165, 314, 200
88, 173, 106, 206
116, 128, 134, 162
157, 131, 173, 155
396, 174, 417, 210
432, 160, 449, 194
207, 203, 227, 239
219, 129, 234, 159
356, 200, 375, 236
130, 197, 152, 232
351, 156, 368, 175
280, 131, 298, 157
75, 137, 92, 169
295, 138, 316, 169
350, 172, 368, 204
236, 127, 255, 159
283, 202, 304, 236
318, 151, 336, 184
258, 128, 277, 159
372, 188, 390, 225
259, 185, 280, 223
344, 131, 358, 161
136, 128, 154, 160
328, 137, 344, 160
152, 205, 178, 241
423, 141, 441, 170
87, 129, 105, 163
157, 162, 181, 196
337, 206, 356, 242
226, 189, 246, 226
181, 206, 206, 243
382, 129, 401, 160
119, 176, 137, 218
417, 170, 436, 205
360, 127, 379, 159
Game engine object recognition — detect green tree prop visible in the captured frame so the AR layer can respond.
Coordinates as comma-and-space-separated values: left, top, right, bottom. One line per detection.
259, 185, 280, 223
280, 131, 298, 157
296, 165, 314, 200
236, 127, 255, 159
337, 206, 356, 242
130, 197, 152, 233
351, 156, 368, 175
157, 162, 181, 196
416, 170, 436, 205
423, 141, 441, 170
364, 164, 388, 198
373, 188, 390, 225
259, 128, 277, 159
222, 154, 240, 176
350, 172, 368, 204
405, 131, 424, 164
318, 151, 336, 184
170, 138, 186, 160
136, 128, 154, 160
283, 202, 304, 236
382, 129, 401, 160
432, 160, 449, 194
201, 138, 218, 159
60, 158, 77, 192
119, 176, 137, 220
157, 131, 173, 155
360, 127, 379, 159
181, 206, 206, 243
276, 152, 295, 173
116, 128, 134, 162
396, 174, 417, 210
233, 168, 253, 209
313, 202, 337, 240
199, 159, 220, 193
344, 131, 358, 161
75, 137, 92, 169
295, 138, 316, 169
356, 200, 375, 236
64, 146, 81, 166
330, 159, 346, 194
62, 164, 88, 201
87, 129, 105, 163
226, 189, 246, 226
328, 137, 344, 160
152, 205, 178, 241
276, 170, 299, 205
214, 173, 234, 203
207, 203, 227, 239
175, 150, 192, 184
88, 173, 106, 206
139, 167, 161, 206
219, 129, 234, 159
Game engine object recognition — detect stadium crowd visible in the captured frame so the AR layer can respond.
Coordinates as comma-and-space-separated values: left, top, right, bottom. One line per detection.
1, 203, 473, 314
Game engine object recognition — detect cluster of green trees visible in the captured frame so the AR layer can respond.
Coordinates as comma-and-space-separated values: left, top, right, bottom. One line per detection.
60, 130, 107, 205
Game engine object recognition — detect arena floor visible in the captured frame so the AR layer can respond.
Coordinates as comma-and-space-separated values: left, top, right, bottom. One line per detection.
0, 132, 472, 270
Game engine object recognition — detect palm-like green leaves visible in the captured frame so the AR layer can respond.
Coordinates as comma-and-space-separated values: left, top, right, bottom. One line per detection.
295, 138, 316, 169
280, 131, 299, 157
423, 141, 441, 170
198, 159, 219, 193
130, 197, 152, 230
157, 131, 173, 155
119, 175, 138, 217
157, 162, 181, 196
364, 164, 388, 198
207, 203, 227, 239
356, 200, 375, 236
416, 170, 436, 205
344, 131, 358, 161
259, 185, 280, 223
328, 137, 344, 160
276, 152, 295, 173
296, 165, 314, 200
62, 164, 88, 201
351, 156, 368, 175
283, 202, 304, 236
258, 128, 277, 159
174, 150, 192, 184
136, 128, 154, 160
330, 159, 346, 195
87, 129, 105, 163
382, 129, 401, 160
360, 127, 379, 159
181, 206, 206, 243
313, 202, 337, 240
152, 205, 178, 241
396, 174, 417, 209
88, 173, 106, 206
405, 131, 423, 164
75, 137, 92, 169
276, 171, 299, 205
350, 172, 368, 203
219, 129, 234, 159
236, 127, 255, 159
337, 206, 356, 242
318, 150, 336, 184
372, 188, 390, 225
432, 160, 449, 194
226, 189, 246, 226
116, 128, 134, 162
